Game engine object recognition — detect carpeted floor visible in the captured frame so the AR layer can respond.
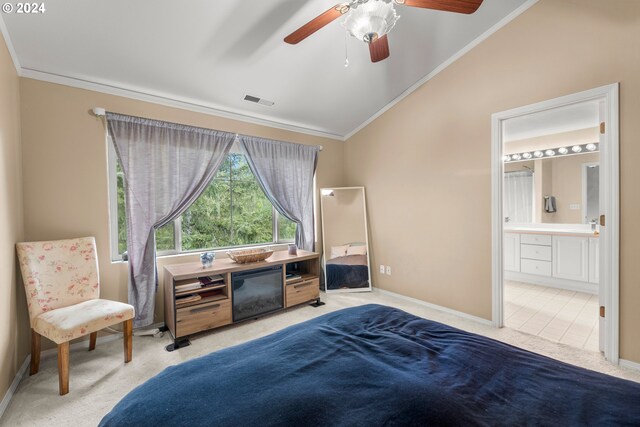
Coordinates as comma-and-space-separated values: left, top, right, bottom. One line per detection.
2, 289, 639, 426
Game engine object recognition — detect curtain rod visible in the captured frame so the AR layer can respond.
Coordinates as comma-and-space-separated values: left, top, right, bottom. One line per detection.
92, 107, 323, 151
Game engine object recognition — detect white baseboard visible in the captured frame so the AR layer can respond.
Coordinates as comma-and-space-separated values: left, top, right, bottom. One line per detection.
374, 287, 493, 326
619, 358, 640, 372
0, 356, 30, 419
505, 271, 598, 294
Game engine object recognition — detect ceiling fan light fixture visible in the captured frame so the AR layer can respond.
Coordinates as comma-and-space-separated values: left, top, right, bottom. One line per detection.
342, 0, 400, 43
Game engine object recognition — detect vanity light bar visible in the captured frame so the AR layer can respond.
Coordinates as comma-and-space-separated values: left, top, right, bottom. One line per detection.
504, 143, 598, 162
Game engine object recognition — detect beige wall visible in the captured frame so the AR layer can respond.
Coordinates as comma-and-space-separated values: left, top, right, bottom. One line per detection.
19, 78, 345, 349
0, 33, 28, 401
321, 188, 367, 259
546, 153, 599, 224
504, 160, 533, 173
344, 0, 640, 362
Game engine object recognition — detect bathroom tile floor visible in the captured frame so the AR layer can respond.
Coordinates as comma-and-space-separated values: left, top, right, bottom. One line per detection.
504, 281, 599, 352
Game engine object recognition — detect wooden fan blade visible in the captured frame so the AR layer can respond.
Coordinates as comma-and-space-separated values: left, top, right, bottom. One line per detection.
284, 4, 348, 44
369, 35, 390, 63
401, 0, 483, 14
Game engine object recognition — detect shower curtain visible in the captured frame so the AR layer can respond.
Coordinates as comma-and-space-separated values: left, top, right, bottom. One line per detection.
504, 171, 534, 223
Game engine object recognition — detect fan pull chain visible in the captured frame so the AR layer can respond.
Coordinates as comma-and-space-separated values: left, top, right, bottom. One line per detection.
344, 31, 349, 68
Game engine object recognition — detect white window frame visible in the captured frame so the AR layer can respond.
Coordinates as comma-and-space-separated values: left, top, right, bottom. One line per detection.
107, 142, 295, 262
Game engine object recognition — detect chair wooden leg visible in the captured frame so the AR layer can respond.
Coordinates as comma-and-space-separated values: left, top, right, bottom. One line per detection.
58, 342, 69, 395
89, 332, 97, 351
30, 329, 41, 376
123, 319, 132, 363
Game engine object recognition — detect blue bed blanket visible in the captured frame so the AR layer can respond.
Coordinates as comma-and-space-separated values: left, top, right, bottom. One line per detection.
100, 304, 640, 426
326, 263, 369, 289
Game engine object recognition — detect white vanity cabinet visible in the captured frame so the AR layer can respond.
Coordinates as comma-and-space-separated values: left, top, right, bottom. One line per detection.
589, 237, 600, 284
504, 229, 600, 293
552, 235, 589, 282
504, 233, 520, 272
519, 234, 552, 277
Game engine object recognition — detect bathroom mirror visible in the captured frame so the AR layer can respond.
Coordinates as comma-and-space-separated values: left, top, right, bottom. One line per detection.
320, 187, 372, 293
502, 101, 600, 226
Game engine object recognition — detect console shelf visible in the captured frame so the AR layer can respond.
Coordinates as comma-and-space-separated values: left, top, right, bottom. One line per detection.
163, 250, 321, 351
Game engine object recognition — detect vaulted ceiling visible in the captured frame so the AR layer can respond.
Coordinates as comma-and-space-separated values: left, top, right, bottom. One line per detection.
1, 0, 532, 139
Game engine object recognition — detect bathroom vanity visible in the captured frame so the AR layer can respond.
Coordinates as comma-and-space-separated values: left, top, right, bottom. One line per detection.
504, 226, 599, 294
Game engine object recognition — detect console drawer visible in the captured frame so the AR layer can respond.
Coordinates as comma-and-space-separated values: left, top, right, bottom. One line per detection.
520, 233, 552, 246
521, 259, 552, 277
176, 299, 231, 337
521, 244, 552, 261
286, 279, 319, 307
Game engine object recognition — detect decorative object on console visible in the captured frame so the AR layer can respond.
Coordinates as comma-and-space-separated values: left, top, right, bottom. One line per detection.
288, 244, 298, 255
200, 251, 215, 268
227, 248, 274, 264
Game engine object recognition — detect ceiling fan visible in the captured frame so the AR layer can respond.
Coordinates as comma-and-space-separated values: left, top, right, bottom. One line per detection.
284, 0, 483, 63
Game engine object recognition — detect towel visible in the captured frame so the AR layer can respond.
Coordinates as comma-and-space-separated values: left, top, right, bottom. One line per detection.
544, 196, 556, 213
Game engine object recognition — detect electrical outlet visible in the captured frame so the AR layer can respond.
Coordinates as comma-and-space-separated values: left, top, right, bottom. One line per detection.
385, 266, 392, 275
569, 203, 581, 210
379, 265, 385, 274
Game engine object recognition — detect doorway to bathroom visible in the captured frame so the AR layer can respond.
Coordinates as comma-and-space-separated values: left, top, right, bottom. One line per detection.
491, 84, 619, 362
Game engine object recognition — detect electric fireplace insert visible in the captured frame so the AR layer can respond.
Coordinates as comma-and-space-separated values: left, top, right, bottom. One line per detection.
232, 265, 283, 322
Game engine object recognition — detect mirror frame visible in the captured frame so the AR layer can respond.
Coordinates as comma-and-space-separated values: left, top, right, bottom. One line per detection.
320, 186, 372, 293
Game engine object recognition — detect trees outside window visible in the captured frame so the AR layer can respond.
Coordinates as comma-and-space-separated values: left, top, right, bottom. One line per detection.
115, 153, 296, 258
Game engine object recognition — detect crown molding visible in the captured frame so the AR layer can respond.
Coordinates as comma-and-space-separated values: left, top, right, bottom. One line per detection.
19, 68, 345, 141
342, 0, 539, 141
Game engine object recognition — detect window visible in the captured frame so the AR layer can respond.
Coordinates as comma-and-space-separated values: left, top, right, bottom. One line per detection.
109, 147, 296, 260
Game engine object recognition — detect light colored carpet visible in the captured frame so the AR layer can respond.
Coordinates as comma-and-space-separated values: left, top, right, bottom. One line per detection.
2, 289, 639, 426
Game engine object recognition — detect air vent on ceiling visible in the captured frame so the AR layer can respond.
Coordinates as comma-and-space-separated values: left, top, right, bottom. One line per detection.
244, 94, 274, 107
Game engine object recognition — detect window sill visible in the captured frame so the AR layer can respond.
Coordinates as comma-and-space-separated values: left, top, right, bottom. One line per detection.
111, 242, 292, 264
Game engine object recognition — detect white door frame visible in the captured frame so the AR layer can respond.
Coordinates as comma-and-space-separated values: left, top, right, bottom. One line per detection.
491, 83, 619, 363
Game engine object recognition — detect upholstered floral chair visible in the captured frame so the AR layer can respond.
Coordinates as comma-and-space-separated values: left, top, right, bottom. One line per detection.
16, 237, 135, 395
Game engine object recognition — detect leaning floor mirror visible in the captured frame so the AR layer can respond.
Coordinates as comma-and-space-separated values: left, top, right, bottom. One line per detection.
320, 187, 372, 293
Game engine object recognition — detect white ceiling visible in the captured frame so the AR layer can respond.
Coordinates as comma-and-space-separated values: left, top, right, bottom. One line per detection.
504, 100, 600, 142
2, 0, 531, 139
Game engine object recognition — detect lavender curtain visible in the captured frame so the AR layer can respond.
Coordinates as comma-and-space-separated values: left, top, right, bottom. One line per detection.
107, 113, 235, 327
239, 136, 319, 251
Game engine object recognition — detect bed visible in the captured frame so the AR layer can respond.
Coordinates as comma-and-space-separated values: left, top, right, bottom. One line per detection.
325, 254, 369, 290
325, 243, 369, 290
100, 304, 640, 426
